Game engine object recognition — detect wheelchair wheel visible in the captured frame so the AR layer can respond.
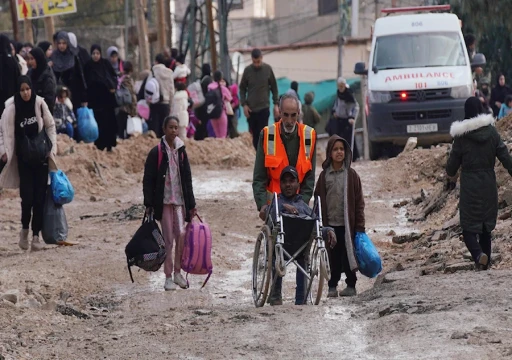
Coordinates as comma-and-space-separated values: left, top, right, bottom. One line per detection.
306, 244, 327, 305
252, 225, 273, 308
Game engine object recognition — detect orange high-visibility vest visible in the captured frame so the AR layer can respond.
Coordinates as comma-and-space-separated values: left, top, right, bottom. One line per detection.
262, 120, 316, 194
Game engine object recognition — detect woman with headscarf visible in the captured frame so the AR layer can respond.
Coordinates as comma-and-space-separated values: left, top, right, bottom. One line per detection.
10, 40, 28, 75
106, 46, 124, 77
447, 97, 512, 271
326, 77, 360, 161
84, 44, 118, 151
51, 31, 87, 113
27, 47, 56, 113
0, 76, 57, 251
490, 73, 512, 117
37, 41, 52, 59
0, 34, 21, 117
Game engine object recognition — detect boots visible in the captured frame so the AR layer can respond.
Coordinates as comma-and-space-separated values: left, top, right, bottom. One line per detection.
31, 235, 46, 251
19, 229, 29, 250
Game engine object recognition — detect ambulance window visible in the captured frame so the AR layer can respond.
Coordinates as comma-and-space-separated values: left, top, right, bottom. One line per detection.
373, 32, 467, 70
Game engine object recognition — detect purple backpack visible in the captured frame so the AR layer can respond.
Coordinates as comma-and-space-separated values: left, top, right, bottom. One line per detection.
181, 214, 213, 288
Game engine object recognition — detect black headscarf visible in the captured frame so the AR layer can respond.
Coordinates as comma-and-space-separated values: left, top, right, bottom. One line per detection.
464, 96, 485, 120
84, 45, 117, 90
201, 63, 211, 80
29, 47, 48, 82
50, 31, 75, 73
37, 41, 52, 56
0, 34, 19, 94
14, 76, 37, 129
337, 88, 356, 104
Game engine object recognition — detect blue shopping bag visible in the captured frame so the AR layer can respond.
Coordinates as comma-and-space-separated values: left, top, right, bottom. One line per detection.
77, 107, 99, 143
355, 232, 382, 278
50, 170, 75, 205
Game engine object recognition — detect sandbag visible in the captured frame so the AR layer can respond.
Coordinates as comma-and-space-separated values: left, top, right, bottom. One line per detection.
354, 232, 382, 278
42, 186, 68, 244
77, 107, 99, 143
50, 170, 75, 205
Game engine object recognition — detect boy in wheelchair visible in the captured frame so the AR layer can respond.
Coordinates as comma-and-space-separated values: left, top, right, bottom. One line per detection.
259, 166, 336, 305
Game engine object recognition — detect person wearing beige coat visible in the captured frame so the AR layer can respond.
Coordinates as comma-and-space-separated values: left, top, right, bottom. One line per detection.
0, 76, 57, 251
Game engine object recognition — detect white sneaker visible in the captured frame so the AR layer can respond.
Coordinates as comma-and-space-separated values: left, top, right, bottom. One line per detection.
164, 277, 176, 291
173, 273, 188, 289
31, 235, 46, 251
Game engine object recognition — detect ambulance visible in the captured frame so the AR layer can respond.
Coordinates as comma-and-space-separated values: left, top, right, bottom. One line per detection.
354, 5, 486, 159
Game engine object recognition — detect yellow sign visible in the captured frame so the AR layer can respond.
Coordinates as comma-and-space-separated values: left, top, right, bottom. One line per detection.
17, 0, 77, 21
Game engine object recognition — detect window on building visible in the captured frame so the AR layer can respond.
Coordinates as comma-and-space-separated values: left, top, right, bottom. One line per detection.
318, 0, 337, 16
229, 0, 243, 10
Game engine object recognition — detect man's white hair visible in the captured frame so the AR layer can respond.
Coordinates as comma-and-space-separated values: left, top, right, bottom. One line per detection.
279, 93, 300, 111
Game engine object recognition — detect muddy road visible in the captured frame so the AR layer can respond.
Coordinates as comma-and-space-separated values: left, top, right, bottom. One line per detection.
1, 160, 512, 360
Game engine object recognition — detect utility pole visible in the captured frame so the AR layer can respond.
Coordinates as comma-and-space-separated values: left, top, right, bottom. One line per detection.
135, 0, 151, 70
124, 0, 130, 62
156, 0, 167, 52
218, 0, 231, 83
24, 19, 34, 44
44, 17, 55, 42
189, 0, 197, 82
165, 0, 172, 49
205, 0, 218, 72
351, 0, 359, 37
9, 0, 19, 41
337, 0, 347, 79
374, 0, 379, 20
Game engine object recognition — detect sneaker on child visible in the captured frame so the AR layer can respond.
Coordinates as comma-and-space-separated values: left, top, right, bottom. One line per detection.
164, 277, 177, 291
173, 272, 188, 289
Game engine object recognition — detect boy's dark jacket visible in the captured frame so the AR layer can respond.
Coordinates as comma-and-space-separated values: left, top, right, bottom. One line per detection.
143, 137, 196, 222
314, 135, 365, 272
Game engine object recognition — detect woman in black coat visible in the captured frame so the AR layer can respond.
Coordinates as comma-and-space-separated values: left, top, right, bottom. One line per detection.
447, 97, 512, 270
84, 44, 118, 151
490, 73, 512, 117
51, 31, 87, 113
28, 47, 56, 113
0, 34, 21, 116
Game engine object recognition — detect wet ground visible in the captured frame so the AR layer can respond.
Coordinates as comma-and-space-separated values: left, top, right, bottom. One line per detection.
1, 162, 512, 359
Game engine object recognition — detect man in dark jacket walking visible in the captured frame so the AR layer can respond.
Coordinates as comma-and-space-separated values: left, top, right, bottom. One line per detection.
239, 48, 279, 150
447, 97, 512, 270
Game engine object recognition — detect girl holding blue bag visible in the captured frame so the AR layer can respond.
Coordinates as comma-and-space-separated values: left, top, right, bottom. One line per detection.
314, 135, 366, 297
0, 76, 57, 251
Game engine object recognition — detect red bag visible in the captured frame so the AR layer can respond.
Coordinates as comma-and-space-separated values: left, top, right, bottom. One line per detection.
181, 214, 213, 288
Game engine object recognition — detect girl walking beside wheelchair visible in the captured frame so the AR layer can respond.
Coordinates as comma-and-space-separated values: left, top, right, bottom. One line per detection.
143, 116, 197, 291
314, 135, 365, 297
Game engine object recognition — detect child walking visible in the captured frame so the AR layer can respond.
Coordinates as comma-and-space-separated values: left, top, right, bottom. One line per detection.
314, 135, 365, 297
143, 116, 197, 291
498, 95, 512, 120
53, 86, 76, 138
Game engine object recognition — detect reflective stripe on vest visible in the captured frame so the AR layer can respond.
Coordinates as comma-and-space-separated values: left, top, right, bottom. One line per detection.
266, 124, 276, 156
303, 125, 313, 160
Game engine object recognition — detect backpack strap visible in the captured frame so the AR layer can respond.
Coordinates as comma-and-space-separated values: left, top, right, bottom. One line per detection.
157, 143, 163, 170
127, 258, 135, 283
201, 271, 212, 289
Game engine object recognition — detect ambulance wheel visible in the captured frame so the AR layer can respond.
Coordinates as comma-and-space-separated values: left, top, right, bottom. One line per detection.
370, 141, 383, 161
252, 225, 273, 308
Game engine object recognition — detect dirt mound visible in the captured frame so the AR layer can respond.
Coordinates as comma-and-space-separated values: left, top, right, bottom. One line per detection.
54, 133, 255, 195
496, 112, 512, 137
384, 144, 450, 189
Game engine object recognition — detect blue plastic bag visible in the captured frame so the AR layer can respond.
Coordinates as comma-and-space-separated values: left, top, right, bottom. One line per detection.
355, 232, 382, 278
50, 170, 75, 205
77, 107, 99, 143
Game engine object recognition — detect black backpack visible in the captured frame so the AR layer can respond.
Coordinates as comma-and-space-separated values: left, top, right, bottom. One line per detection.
204, 85, 223, 119
125, 214, 166, 282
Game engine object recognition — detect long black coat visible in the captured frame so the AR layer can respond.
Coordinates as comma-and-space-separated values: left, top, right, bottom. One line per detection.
30, 67, 56, 114
143, 138, 196, 222
447, 113, 512, 233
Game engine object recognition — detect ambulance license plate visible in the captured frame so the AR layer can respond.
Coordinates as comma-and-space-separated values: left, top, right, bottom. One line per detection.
407, 123, 438, 133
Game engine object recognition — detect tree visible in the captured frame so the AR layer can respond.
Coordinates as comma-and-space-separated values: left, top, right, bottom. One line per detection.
448, 0, 512, 86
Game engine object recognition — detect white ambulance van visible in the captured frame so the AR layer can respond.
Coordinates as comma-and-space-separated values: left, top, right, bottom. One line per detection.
354, 6, 486, 159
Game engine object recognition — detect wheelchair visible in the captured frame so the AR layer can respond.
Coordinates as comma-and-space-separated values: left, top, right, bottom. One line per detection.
252, 193, 331, 307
